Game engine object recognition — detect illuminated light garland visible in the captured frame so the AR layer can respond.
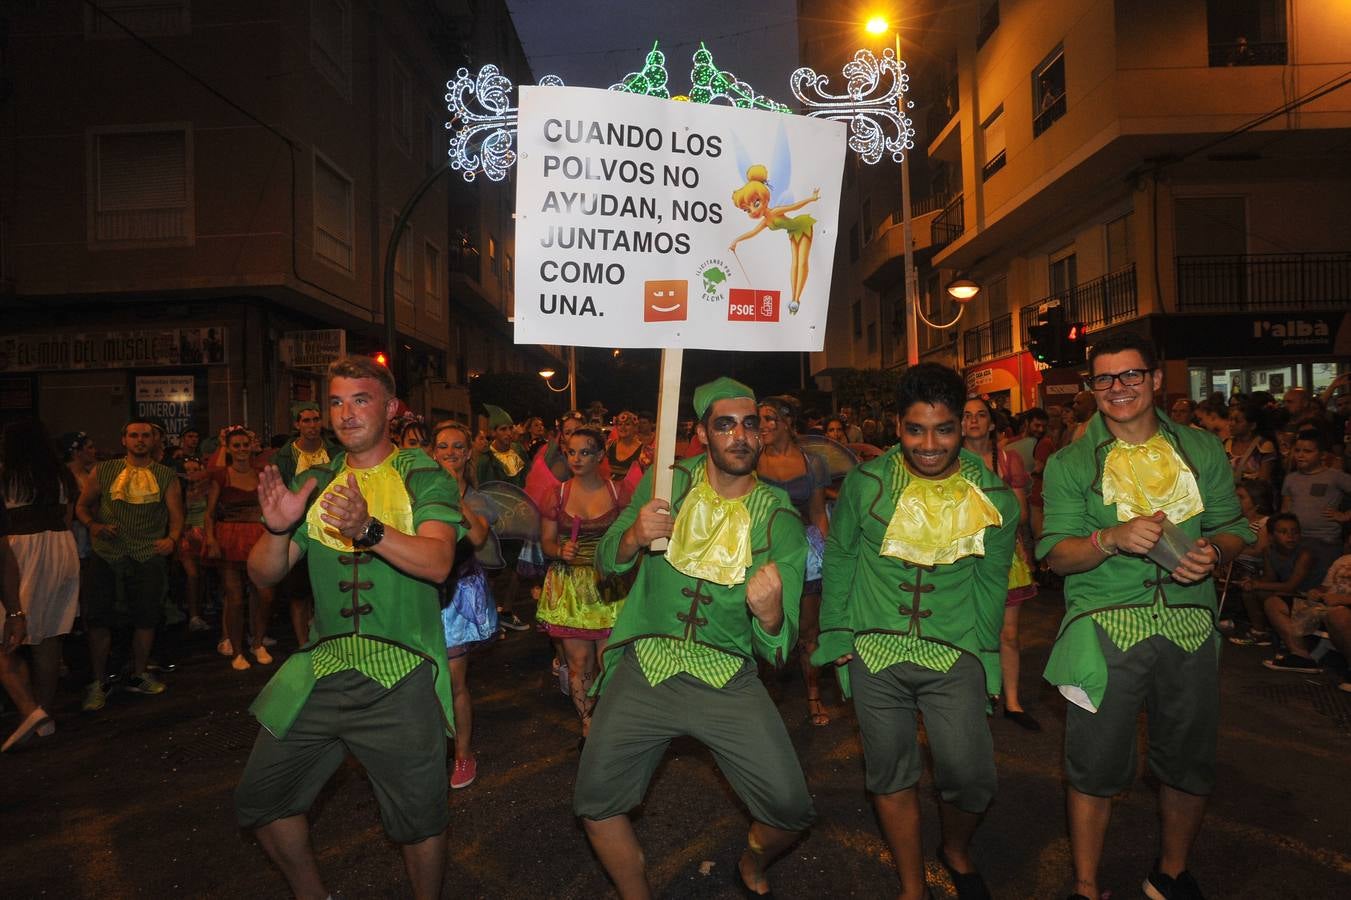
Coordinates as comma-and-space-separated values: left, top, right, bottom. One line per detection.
444, 43, 905, 180
791, 47, 915, 165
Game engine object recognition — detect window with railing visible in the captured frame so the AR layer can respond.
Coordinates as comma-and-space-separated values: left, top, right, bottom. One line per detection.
976, 0, 999, 49
1020, 265, 1139, 344
1206, 0, 1287, 67
981, 106, 1005, 180
1032, 47, 1066, 138
1176, 253, 1351, 311
932, 194, 964, 247
963, 314, 1013, 365
313, 151, 353, 272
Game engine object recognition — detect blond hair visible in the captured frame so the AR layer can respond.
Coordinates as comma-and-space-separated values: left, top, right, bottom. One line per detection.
731, 164, 771, 211
327, 355, 396, 398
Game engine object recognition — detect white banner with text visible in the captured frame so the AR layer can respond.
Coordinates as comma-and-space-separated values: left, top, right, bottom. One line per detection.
514, 86, 845, 351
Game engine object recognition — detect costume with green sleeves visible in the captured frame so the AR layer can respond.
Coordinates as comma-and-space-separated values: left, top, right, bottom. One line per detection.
812, 447, 1020, 698
272, 438, 340, 488
1036, 409, 1250, 796
246, 448, 466, 739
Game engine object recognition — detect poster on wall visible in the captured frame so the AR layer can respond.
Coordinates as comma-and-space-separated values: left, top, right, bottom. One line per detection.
0, 328, 228, 371
513, 86, 846, 352
134, 375, 196, 446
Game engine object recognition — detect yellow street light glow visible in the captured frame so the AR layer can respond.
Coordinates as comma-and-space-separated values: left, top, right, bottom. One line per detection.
538, 368, 556, 379
865, 16, 890, 34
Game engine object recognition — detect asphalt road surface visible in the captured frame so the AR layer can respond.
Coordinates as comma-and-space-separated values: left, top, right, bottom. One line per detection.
3, 589, 1350, 898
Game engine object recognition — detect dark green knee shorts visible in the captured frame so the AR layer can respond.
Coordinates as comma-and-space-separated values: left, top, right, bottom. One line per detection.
235, 664, 448, 844
574, 650, 815, 832
849, 653, 996, 811
1064, 627, 1219, 797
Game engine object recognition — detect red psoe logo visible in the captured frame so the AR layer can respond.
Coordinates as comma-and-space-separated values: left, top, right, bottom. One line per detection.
644, 280, 689, 322
728, 288, 781, 322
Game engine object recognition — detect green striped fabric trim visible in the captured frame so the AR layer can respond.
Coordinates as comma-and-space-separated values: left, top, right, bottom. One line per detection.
855, 632, 961, 674
633, 637, 744, 688
96, 461, 173, 562
888, 451, 987, 496
1092, 601, 1213, 654
310, 634, 423, 687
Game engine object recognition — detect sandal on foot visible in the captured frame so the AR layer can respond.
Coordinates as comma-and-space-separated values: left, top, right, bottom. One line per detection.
806, 695, 829, 727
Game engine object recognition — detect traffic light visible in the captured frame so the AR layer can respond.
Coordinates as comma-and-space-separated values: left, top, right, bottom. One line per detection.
1060, 320, 1087, 368
1028, 306, 1064, 365
371, 350, 389, 367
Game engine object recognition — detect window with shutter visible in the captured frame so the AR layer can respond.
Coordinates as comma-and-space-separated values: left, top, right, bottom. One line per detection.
89, 125, 193, 247
313, 153, 354, 273
310, 0, 352, 99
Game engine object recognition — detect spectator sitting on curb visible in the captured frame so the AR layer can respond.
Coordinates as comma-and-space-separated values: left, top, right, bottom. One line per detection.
1262, 550, 1351, 689
1233, 513, 1319, 649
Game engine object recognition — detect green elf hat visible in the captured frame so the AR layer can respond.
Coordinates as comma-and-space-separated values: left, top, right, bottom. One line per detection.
483, 404, 514, 430
692, 376, 756, 419
291, 401, 321, 421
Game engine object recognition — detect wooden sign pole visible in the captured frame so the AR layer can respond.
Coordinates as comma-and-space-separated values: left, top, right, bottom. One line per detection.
648, 347, 683, 552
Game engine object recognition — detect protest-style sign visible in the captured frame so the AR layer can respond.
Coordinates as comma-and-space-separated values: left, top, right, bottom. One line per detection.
514, 86, 846, 352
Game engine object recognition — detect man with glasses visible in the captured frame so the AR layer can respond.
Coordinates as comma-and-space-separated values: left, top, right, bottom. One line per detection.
575, 377, 811, 899
1038, 333, 1251, 900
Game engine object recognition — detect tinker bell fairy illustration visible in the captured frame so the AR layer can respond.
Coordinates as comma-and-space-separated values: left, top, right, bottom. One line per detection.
728, 129, 822, 315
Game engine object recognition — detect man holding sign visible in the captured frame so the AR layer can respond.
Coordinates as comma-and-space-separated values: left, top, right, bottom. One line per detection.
574, 377, 811, 899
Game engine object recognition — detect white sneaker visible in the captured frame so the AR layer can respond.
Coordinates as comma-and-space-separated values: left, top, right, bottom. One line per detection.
217, 638, 234, 657
252, 644, 274, 665
231, 654, 251, 671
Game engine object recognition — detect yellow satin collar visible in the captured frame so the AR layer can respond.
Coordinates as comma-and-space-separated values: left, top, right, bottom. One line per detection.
1101, 432, 1204, 524
666, 477, 753, 586
492, 447, 525, 478
109, 464, 161, 505
294, 443, 330, 475
881, 468, 1002, 566
306, 450, 414, 552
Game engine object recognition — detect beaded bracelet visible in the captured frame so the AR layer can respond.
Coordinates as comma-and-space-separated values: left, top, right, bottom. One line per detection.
1089, 529, 1117, 556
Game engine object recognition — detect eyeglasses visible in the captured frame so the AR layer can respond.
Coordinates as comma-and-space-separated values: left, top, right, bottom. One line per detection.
1088, 368, 1154, 392
709, 415, 762, 436
615, 415, 637, 424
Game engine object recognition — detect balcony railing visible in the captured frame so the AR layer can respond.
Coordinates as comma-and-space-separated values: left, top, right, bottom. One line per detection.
1176, 253, 1351, 311
1208, 40, 1288, 68
1019, 265, 1138, 344
1032, 93, 1066, 138
931, 194, 965, 248
981, 151, 1006, 181
963, 313, 1013, 365
910, 191, 953, 218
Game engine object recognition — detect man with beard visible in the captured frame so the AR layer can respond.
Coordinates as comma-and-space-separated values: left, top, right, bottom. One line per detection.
235, 356, 463, 900
575, 377, 811, 899
76, 418, 184, 709
1038, 333, 1251, 900
813, 363, 1018, 900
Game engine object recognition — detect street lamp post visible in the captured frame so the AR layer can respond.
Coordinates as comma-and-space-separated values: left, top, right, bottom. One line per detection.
538, 345, 577, 410
867, 17, 920, 366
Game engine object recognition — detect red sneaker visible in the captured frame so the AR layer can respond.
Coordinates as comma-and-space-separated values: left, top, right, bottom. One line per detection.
450, 754, 477, 790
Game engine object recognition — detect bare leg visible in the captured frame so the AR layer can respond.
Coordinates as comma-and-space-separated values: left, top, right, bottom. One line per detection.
1326, 606, 1351, 659
449, 655, 472, 760
87, 626, 112, 684
131, 627, 155, 676
798, 591, 827, 724
400, 829, 447, 900
1001, 605, 1025, 711
254, 814, 328, 900
937, 800, 983, 872
250, 584, 275, 650
1067, 786, 1112, 900
562, 637, 597, 734
181, 555, 202, 621
222, 566, 246, 662
738, 821, 800, 896
792, 238, 812, 304
873, 787, 927, 900
1263, 595, 1306, 656
1158, 785, 1207, 878
32, 637, 64, 711
1241, 590, 1270, 632
289, 593, 312, 646
582, 815, 652, 900
0, 651, 39, 718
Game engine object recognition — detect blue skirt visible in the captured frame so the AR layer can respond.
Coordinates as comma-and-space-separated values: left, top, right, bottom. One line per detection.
442, 560, 499, 657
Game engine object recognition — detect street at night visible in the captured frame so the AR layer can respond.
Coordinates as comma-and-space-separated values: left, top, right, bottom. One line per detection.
3, 589, 1348, 899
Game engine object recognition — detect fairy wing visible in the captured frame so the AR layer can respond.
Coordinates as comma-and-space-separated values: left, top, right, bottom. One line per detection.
476, 480, 542, 541
770, 122, 794, 206
798, 434, 859, 480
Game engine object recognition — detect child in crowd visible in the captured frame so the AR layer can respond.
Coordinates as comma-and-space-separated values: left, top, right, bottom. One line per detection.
1281, 429, 1351, 583
1262, 550, 1351, 687
1235, 513, 1320, 650
1223, 480, 1273, 641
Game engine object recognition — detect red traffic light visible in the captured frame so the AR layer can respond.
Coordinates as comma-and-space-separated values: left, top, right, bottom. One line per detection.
372, 351, 389, 367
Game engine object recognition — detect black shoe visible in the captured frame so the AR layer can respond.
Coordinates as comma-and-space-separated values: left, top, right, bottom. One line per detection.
1003, 707, 1042, 732
937, 847, 991, 900
1144, 867, 1205, 900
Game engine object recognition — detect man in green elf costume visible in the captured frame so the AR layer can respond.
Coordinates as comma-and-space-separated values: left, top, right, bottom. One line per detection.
1038, 332, 1251, 900
475, 404, 527, 487
236, 355, 464, 900
272, 401, 339, 488
574, 376, 811, 899
813, 363, 1018, 900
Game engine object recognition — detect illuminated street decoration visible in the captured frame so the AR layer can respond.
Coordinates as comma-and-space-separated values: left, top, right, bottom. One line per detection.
445, 43, 903, 181
791, 48, 914, 165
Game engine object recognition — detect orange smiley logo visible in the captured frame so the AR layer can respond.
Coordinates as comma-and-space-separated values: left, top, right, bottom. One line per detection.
644, 280, 689, 322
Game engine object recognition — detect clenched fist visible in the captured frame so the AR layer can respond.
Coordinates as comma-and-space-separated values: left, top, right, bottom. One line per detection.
745, 562, 784, 635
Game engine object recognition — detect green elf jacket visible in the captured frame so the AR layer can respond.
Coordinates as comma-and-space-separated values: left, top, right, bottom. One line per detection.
1036, 410, 1252, 711
248, 449, 465, 739
272, 437, 341, 489
812, 447, 1020, 697
593, 455, 807, 694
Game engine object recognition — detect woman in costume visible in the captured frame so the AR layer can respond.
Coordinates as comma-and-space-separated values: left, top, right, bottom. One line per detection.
729, 164, 821, 314
178, 455, 211, 632
537, 427, 631, 745
604, 410, 651, 482
962, 397, 1040, 731
432, 421, 498, 790
756, 396, 832, 725
204, 427, 274, 671
1, 419, 80, 752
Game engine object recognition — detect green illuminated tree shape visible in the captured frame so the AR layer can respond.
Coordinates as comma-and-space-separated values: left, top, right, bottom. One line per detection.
612, 42, 670, 99
689, 43, 791, 113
